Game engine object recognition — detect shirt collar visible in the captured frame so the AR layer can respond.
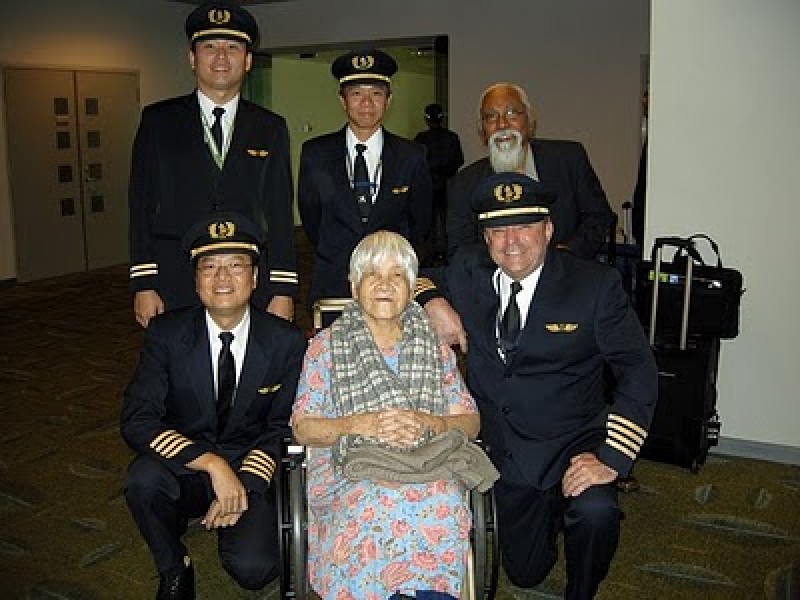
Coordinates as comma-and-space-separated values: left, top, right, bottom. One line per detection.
196, 89, 240, 126
346, 126, 383, 161
523, 144, 539, 181
493, 265, 542, 294
493, 263, 544, 323
205, 306, 250, 347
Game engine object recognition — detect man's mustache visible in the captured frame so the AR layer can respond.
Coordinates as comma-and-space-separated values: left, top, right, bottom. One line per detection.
489, 129, 522, 151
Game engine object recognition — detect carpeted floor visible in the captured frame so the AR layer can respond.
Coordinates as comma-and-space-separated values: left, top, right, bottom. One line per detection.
1, 232, 798, 599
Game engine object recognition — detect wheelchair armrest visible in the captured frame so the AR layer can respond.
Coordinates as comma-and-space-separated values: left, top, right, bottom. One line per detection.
312, 297, 354, 331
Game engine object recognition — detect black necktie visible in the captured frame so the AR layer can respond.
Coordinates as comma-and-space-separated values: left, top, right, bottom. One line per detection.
217, 331, 235, 433
211, 106, 225, 154
499, 281, 522, 356
353, 143, 371, 222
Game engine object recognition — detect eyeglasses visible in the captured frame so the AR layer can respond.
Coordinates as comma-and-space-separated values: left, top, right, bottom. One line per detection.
481, 107, 526, 125
197, 260, 254, 278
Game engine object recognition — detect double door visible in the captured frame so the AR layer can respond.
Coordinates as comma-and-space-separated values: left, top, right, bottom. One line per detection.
4, 68, 139, 281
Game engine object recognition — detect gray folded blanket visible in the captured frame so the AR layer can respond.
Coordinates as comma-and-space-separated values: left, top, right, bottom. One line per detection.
338, 429, 500, 493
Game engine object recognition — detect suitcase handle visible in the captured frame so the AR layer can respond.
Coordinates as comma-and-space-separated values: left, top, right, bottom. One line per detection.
651, 236, 704, 265
685, 233, 724, 268
649, 240, 694, 350
660, 233, 725, 270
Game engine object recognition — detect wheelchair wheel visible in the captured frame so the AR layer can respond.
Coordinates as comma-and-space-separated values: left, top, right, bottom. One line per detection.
278, 443, 308, 598
470, 486, 500, 600
288, 447, 308, 598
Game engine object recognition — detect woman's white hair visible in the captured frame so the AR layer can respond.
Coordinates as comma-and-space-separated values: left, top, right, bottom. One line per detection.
349, 230, 418, 288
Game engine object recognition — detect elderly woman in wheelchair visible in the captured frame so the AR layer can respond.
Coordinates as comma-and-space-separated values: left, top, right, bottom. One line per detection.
291, 231, 498, 600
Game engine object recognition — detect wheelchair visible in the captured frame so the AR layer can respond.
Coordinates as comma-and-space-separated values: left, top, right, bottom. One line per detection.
276, 441, 499, 600
275, 298, 500, 599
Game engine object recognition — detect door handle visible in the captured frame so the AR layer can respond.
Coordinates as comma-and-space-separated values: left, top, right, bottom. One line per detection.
83, 164, 101, 183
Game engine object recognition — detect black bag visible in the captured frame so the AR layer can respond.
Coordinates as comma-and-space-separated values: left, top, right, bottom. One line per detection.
638, 237, 723, 471
636, 234, 744, 340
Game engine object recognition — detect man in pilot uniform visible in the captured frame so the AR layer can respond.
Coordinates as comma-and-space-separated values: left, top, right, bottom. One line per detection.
128, 1, 297, 328
416, 173, 657, 599
121, 213, 306, 599
298, 48, 433, 323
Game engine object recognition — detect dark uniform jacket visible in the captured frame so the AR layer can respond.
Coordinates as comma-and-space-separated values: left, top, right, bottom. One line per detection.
446, 139, 614, 259
419, 246, 657, 489
298, 126, 433, 306
128, 93, 298, 311
120, 305, 306, 494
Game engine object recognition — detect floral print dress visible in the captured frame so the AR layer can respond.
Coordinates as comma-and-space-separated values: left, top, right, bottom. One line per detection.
292, 329, 478, 600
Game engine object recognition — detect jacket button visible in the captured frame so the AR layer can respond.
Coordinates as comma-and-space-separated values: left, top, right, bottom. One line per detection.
501, 406, 510, 415
505, 451, 512, 459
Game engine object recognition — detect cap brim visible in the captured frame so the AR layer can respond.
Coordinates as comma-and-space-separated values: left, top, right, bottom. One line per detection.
478, 207, 549, 228
190, 242, 260, 259
339, 74, 392, 86
191, 29, 253, 46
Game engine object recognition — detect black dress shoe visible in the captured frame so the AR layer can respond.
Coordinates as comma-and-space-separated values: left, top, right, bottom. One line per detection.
157, 561, 195, 600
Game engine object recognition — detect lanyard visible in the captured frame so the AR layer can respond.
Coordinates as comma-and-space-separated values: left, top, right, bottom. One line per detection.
346, 151, 382, 200
201, 110, 232, 169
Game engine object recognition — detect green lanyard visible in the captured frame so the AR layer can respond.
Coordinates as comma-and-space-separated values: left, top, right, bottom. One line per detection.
201, 110, 231, 169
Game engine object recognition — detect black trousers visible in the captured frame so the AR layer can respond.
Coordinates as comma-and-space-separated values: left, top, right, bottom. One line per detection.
495, 478, 620, 600
431, 187, 448, 256
124, 454, 279, 590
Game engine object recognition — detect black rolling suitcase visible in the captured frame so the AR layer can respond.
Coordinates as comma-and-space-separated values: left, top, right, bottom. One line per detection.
638, 237, 722, 472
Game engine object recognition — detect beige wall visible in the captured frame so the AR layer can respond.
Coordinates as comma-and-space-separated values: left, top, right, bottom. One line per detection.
649, 0, 800, 452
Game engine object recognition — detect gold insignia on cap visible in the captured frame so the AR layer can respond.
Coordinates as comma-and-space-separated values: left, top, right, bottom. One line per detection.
209, 221, 235, 239
352, 55, 375, 70
246, 148, 270, 158
208, 9, 231, 24
494, 183, 523, 203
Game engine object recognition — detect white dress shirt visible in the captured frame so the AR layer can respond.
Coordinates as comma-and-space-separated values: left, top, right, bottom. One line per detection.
523, 145, 540, 181
346, 126, 384, 200
493, 265, 543, 336
197, 90, 239, 157
206, 308, 250, 401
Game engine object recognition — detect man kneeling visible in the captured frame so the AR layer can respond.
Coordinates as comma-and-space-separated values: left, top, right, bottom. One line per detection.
121, 212, 306, 599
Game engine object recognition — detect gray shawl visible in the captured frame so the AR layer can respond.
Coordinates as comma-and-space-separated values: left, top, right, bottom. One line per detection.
329, 300, 498, 491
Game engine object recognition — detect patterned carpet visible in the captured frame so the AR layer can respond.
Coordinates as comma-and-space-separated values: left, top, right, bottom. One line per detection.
0, 251, 798, 599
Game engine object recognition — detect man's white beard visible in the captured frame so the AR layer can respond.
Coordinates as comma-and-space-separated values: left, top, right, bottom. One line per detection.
488, 129, 526, 173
